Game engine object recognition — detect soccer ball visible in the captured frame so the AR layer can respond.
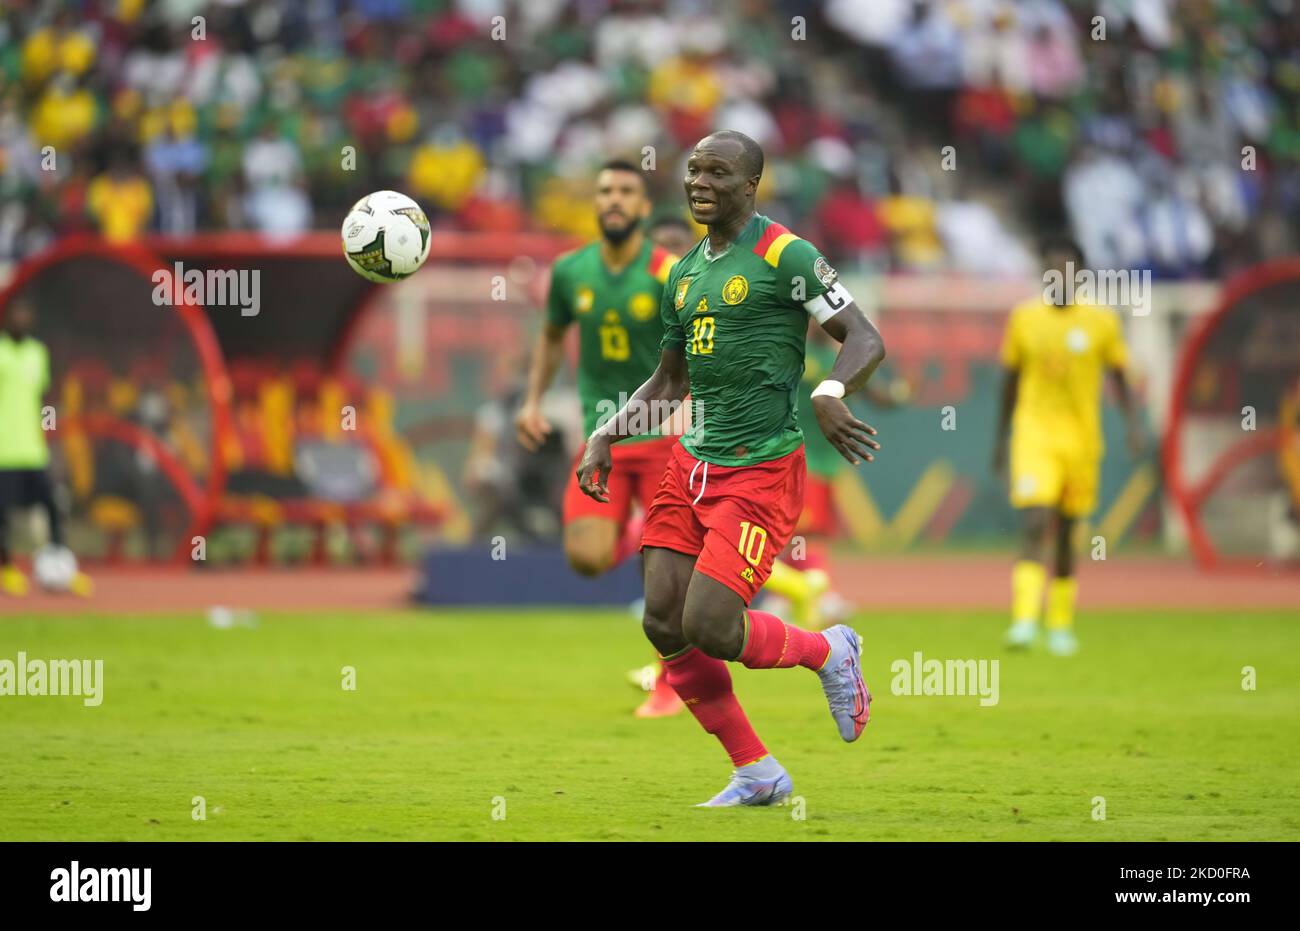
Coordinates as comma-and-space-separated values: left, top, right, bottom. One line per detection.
341, 190, 432, 283
33, 544, 78, 592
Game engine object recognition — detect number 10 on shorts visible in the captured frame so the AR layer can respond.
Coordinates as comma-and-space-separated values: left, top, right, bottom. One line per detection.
738, 521, 768, 566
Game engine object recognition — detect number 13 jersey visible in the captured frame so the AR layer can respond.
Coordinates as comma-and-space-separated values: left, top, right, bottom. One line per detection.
547, 237, 677, 442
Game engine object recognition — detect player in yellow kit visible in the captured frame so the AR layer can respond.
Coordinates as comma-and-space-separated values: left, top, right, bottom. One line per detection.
992, 239, 1143, 655
0, 301, 91, 597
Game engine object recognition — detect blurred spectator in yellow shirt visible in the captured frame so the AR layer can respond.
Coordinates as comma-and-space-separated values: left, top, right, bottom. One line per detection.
878, 190, 945, 271
648, 52, 723, 145
408, 129, 485, 212
534, 176, 598, 239
30, 75, 97, 151
21, 14, 96, 84
86, 152, 153, 242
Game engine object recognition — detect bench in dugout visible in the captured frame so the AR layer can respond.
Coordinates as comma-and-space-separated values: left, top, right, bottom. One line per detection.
214, 363, 444, 565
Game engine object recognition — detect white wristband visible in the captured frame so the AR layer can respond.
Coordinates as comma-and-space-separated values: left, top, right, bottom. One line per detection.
810, 379, 846, 400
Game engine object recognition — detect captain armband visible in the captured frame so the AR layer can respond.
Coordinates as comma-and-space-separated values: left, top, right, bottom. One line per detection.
803, 281, 854, 323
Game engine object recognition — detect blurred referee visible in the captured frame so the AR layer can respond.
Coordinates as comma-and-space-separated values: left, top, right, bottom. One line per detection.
0, 300, 88, 596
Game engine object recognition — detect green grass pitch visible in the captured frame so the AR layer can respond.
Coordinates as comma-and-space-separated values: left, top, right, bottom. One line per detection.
1, 607, 1297, 841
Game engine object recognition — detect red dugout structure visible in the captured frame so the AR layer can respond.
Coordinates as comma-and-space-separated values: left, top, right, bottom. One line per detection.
0, 234, 232, 561
0, 231, 573, 564
1164, 259, 1300, 569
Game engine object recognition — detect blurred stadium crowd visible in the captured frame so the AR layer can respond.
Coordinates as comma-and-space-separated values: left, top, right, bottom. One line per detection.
3, 0, 1299, 279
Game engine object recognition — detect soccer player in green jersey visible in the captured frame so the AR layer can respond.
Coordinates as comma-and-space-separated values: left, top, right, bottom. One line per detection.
577, 131, 887, 806
0, 301, 90, 597
516, 159, 684, 718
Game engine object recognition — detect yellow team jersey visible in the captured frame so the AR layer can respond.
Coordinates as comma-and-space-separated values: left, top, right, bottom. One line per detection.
0, 334, 51, 469
1000, 298, 1127, 456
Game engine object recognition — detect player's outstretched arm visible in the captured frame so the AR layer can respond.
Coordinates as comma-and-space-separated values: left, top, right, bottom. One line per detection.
576, 346, 689, 502
515, 322, 567, 451
992, 367, 1018, 482
810, 303, 887, 466
1110, 367, 1145, 457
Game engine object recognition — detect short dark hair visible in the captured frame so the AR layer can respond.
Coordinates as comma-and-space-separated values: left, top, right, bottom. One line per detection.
598, 159, 647, 189
705, 130, 764, 181
1040, 235, 1085, 267
650, 215, 692, 233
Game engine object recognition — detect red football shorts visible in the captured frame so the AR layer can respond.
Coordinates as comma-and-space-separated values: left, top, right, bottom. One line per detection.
641, 443, 806, 604
797, 473, 837, 536
564, 435, 677, 527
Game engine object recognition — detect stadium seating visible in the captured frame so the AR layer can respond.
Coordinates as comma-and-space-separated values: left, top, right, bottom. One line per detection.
2, 2, 1296, 280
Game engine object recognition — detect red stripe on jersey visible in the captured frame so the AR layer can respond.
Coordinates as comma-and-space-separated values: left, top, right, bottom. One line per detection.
648, 245, 676, 282
752, 221, 791, 258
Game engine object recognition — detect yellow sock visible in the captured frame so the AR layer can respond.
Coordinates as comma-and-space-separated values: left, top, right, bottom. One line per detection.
1011, 560, 1046, 625
764, 559, 810, 601
1046, 576, 1078, 630
1, 565, 29, 596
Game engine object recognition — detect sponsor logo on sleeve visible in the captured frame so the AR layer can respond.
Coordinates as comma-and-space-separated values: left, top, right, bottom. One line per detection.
813, 256, 838, 288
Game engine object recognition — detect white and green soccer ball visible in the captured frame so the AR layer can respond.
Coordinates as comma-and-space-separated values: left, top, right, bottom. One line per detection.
33, 544, 78, 592
341, 190, 432, 283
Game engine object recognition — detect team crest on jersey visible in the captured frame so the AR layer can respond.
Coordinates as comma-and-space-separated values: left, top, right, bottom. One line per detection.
629, 292, 656, 321
813, 257, 838, 288
1066, 327, 1090, 353
722, 275, 748, 305
674, 277, 693, 310
576, 286, 594, 314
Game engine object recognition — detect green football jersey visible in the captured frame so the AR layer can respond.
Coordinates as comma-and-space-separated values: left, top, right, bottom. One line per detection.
547, 237, 676, 440
660, 214, 848, 466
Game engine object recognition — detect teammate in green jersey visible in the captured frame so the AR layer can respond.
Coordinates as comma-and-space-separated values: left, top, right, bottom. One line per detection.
516, 159, 684, 718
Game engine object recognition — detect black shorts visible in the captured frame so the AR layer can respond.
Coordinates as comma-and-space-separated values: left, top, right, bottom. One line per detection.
0, 468, 54, 510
